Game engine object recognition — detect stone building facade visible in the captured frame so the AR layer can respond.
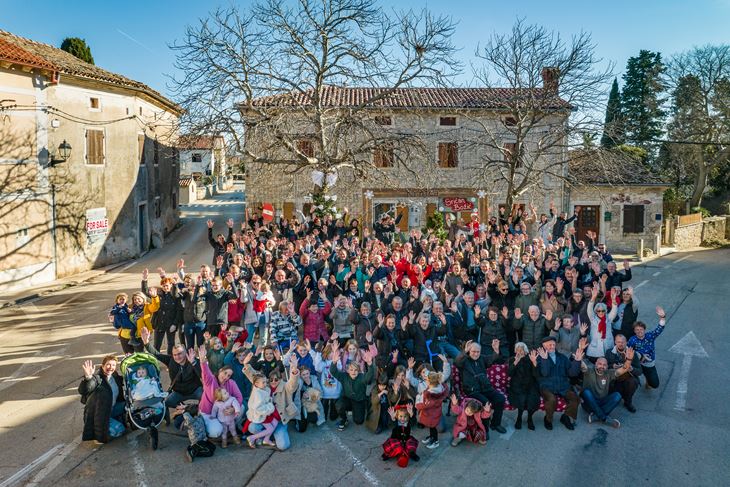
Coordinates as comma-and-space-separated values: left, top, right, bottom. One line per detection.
0, 30, 181, 292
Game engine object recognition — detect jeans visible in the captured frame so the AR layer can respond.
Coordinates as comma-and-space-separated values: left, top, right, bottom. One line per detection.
165, 387, 203, 410
642, 365, 660, 388
248, 421, 291, 450
109, 402, 126, 438
580, 389, 622, 421
184, 322, 206, 350
438, 342, 461, 359
154, 329, 176, 356
245, 321, 269, 347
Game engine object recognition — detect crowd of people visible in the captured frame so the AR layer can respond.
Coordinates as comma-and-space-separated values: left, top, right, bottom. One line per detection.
79, 203, 670, 466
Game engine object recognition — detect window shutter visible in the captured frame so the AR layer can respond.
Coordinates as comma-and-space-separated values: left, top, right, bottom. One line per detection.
86, 129, 104, 164
623, 205, 645, 233
438, 143, 448, 167
449, 143, 458, 167
623, 206, 635, 233
634, 205, 645, 233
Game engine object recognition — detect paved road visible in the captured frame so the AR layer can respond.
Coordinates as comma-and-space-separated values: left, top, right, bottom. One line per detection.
0, 188, 728, 486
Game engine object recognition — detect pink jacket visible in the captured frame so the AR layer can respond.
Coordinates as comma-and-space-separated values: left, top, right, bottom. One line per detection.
299, 299, 332, 342
211, 396, 241, 424
200, 361, 243, 414
450, 400, 491, 438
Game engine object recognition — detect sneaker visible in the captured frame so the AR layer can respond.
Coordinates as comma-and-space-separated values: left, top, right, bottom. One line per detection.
232, 435, 242, 446
451, 432, 465, 447
426, 440, 440, 449
527, 417, 535, 431
604, 417, 621, 429
587, 412, 595, 424
221, 436, 228, 449
421, 436, 433, 445
337, 419, 349, 431
560, 415, 575, 431
514, 417, 522, 430
544, 419, 553, 431
478, 439, 487, 445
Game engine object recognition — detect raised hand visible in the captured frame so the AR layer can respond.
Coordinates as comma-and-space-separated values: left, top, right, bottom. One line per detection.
365, 330, 373, 342
198, 346, 207, 362
451, 393, 458, 406
82, 360, 95, 378
491, 339, 500, 354
529, 350, 538, 366
514, 308, 523, 320
363, 351, 373, 366
483, 402, 492, 414
579, 323, 589, 335
623, 259, 630, 270
406, 403, 414, 416
140, 327, 151, 344
289, 353, 299, 370
148, 287, 158, 298
579, 336, 589, 350
186, 348, 196, 363
142, 268, 149, 281
656, 306, 666, 319
227, 218, 234, 228
407, 357, 416, 369
401, 316, 409, 330
574, 347, 585, 362
243, 352, 253, 365
387, 406, 396, 419
501, 306, 509, 319
206, 219, 214, 229
537, 347, 548, 360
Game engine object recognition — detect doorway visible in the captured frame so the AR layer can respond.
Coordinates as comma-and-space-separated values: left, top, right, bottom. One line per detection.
574, 205, 600, 242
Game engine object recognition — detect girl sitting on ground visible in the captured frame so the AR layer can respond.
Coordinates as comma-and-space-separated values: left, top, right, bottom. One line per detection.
382, 404, 419, 468
450, 394, 492, 447
211, 388, 241, 448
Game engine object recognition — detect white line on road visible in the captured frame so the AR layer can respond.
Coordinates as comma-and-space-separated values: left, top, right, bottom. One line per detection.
128, 431, 148, 487
0, 444, 63, 487
635, 280, 649, 289
674, 354, 692, 412
652, 271, 661, 277
669, 331, 709, 412
674, 255, 691, 263
25, 438, 83, 487
0, 347, 69, 394
323, 426, 380, 486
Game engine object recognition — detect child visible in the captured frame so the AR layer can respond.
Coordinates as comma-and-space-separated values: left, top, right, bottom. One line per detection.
211, 388, 242, 448
450, 394, 492, 447
329, 347, 375, 430
299, 292, 332, 343
336, 338, 377, 372
284, 340, 316, 375
252, 281, 275, 335
366, 373, 391, 434
246, 373, 279, 448
204, 335, 227, 376
415, 372, 449, 449
130, 367, 165, 401
382, 404, 419, 468
110, 293, 136, 354
313, 342, 342, 421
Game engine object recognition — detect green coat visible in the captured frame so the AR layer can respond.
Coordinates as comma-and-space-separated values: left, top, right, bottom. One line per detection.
329, 362, 375, 401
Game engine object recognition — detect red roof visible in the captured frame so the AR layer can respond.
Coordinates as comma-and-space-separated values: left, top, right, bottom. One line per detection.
179, 176, 194, 187
178, 135, 224, 150
0, 37, 58, 72
249, 85, 570, 110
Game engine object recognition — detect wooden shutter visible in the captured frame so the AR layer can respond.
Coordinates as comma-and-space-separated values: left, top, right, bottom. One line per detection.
426, 203, 436, 219
398, 206, 409, 232
297, 139, 314, 157
283, 202, 295, 220
448, 143, 458, 167
623, 205, 645, 233
138, 134, 146, 165
438, 143, 448, 167
86, 129, 104, 165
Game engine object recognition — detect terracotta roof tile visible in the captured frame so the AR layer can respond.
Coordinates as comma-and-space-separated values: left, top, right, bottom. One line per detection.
0, 29, 179, 113
178, 135, 224, 150
569, 149, 666, 186
179, 176, 193, 187
250, 85, 570, 110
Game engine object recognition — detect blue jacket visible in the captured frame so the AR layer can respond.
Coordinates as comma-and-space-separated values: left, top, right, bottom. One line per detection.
537, 354, 580, 396
110, 304, 135, 331
223, 351, 252, 402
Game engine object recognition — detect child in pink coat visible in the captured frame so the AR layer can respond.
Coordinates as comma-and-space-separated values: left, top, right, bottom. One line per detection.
299, 297, 332, 343
211, 388, 242, 448
450, 394, 492, 446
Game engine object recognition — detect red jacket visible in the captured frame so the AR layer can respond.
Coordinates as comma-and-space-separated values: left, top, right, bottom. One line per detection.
299, 299, 332, 342
451, 399, 491, 438
415, 386, 449, 428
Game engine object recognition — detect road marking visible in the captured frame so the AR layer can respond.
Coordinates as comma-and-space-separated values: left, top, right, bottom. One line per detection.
635, 280, 649, 289
652, 271, 661, 277
674, 255, 691, 263
127, 431, 148, 487
499, 424, 515, 440
0, 444, 64, 487
668, 331, 709, 412
25, 438, 83, 487
323, 426, 380, 486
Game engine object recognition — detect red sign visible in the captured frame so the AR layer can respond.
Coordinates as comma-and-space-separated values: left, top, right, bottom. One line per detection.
441, 197, 474, 212
261, 203, 275, 223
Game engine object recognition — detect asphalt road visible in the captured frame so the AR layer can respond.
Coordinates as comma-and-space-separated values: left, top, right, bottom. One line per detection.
0, 186, 728, 487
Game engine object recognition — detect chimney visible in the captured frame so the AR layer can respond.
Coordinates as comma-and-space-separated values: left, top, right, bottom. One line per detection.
541, 67, 560, 93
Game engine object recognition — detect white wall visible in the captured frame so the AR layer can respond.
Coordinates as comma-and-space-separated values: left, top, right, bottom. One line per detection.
180, 149, 213, 175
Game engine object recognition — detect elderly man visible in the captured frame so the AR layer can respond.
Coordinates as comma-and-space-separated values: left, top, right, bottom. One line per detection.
605, 334, 642, 413
271, 263, 301, 308
580, 347, 635, 427
513, 305, 554, 350
602, 260, 632, 290
454, 340, 507, 434
536, 336, 581, 431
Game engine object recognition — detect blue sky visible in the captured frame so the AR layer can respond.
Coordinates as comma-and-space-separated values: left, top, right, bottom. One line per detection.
1, 0, 729, 99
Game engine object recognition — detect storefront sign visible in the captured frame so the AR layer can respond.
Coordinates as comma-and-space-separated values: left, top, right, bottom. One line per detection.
440, 197, 475, 212
86, 207, 108, 244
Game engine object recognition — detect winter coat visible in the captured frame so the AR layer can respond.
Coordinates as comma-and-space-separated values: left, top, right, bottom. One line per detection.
78, 370, 125, 443
507, 357, 540, 411
329, 362, 375, 401
196, 283, 238, 327
269, 311, 302, 344
244, 364, 301, 424
415, 386, 449, 428
247, 386, 275, 423
110, 304, 135, 339
299, 299, 332, 342
550, 325, 585, 357
451, 400, 490, 438
211, 396, 241, 424
180, 286, 207, 323
366, 387, 390, 432
586, 300, 618, 358
353, 312, 377, 346
454, 352, 502, 397
536, 354, 580, 396
133, 297, 160, 338
512, 315, 553, 350
199, 361, 243, 415
208, 226, 233, 265
313, 353, 342, 399
143, 281, 182, 332
144, 342, 202, 396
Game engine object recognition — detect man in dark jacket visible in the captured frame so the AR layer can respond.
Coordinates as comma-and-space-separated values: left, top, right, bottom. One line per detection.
373, 212, 402, 245
513, 306, 554, 350
602, 260, 632, 290
140, 328, 203, 415
454, 340, 507, 434
207, 218, 234, 266
142, 272, 183, 355
78, 355, 125, 444
536, 336, 581, 431
550, 206, 578, 242
605, 334, 642, 413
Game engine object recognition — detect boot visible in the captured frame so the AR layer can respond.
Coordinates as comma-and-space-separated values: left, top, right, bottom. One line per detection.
221, 435, 228, 448
514, 409, 523, 430
527, 412, 535, 431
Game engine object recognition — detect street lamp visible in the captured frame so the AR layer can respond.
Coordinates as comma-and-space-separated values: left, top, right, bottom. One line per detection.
47, 140, 72, 279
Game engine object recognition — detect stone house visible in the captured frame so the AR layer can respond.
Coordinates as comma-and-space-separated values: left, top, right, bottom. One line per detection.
179, 176, 197, 205
0, 29, 181, 292
179, 135, 226, 179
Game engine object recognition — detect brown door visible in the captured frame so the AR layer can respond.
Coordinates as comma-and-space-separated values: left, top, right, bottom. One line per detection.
283, 202, 294, 220
574, 205, 600, 242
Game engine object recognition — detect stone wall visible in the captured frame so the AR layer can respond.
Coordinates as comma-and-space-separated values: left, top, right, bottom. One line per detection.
701, 216, 727, 243
674, 222, 703, 249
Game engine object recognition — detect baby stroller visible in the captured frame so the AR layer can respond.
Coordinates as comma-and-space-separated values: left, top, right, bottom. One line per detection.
120, 353, 167, 450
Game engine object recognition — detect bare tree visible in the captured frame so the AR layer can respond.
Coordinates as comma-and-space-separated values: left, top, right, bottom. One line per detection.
168, 0, 459, 207
467, 19, 614, 208
666, 45, 730, 208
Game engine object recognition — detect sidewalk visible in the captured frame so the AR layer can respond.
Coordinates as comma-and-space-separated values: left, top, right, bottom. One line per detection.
0, 258, 135, 310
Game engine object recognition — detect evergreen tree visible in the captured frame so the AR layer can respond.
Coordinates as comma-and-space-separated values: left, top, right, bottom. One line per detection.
60, 37, 95, 64
600, 78, 623, 147
621, 50, 667, 158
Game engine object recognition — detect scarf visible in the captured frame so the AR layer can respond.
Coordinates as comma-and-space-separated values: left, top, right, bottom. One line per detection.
598, 312, 607, 339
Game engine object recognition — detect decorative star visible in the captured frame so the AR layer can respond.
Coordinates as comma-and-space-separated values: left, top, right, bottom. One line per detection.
364, 190, 374, 199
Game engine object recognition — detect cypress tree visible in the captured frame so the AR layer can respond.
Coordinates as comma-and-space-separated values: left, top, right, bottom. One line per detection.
60, 37, 95, 64
600, 78, 623, 147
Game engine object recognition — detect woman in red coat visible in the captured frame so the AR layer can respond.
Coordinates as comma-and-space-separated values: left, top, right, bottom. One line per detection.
415, 372, 449, 449
450, 394, 492, 446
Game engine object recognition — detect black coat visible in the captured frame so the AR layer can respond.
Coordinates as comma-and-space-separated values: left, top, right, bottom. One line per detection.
507, 357, 540, 411
145, 342, 202, 396
143, 281, 182, 331
78, 370, 125, 443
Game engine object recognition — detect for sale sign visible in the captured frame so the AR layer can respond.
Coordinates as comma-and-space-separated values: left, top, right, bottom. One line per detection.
86, 207, 109, 242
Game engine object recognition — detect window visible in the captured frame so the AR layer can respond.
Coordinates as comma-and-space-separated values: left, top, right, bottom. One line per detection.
153, 139, 160, 166
375, 116, 392, 126
439, 116, 457, 126
154, 196, 161, 218
623, 205, 645, 234
503, 142, 520, 167
89, 97, 100, 110
373, 145, 394, 168
191, 153, 203, 163
139, 106, 143, 116
138, 134, 146, 165
438, 142, 458, 168
296, 139, 314, 157
16, 228, 29, 248
85, 129, 105, 165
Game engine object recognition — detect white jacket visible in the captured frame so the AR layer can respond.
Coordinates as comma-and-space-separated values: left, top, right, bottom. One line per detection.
247, 386, 275, 423
586, 301, 618, 358
313, 352, 342, 399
